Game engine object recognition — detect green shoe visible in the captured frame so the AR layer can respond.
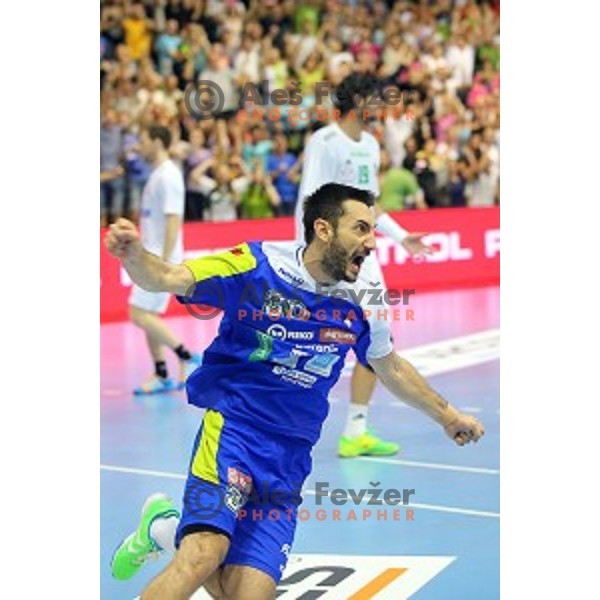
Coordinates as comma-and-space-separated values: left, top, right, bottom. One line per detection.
338, 431, 400, 458
111, 493, 180, 581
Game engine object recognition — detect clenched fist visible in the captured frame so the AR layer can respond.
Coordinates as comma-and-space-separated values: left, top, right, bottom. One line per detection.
105, 218, 142, 260
441, 406, 485, 446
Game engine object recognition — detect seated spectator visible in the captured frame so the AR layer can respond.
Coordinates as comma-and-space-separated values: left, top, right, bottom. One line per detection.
267, 135, 300, 216
239, 161, 281, 219
379, 151, 427, 211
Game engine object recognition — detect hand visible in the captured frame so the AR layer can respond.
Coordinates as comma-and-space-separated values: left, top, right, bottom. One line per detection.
105, 218, 142, 260
402, 233, 434, 257
441, 406, 485, 446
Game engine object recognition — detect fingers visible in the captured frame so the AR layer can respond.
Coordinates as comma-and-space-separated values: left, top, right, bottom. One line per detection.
104, 219, 138, 258
448, 417, 485, 446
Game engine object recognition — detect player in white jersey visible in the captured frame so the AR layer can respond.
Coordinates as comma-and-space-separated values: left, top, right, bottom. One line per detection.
129, 126, 202, 394
295, 73, 432, 457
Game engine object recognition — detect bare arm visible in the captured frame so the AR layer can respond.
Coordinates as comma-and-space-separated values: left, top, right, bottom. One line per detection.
162, 213, 181, 261
105, 219, 194, 295
370, 351, 484, 445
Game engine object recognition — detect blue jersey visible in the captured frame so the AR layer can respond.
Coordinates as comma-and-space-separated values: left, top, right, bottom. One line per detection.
178, 241, 393, 445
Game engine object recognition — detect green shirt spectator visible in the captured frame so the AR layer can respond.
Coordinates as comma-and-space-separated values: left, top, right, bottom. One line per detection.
478, 45, 500, 71
295, 3, 320, 34
240, 168, 281, 219
379, 168, 423, 211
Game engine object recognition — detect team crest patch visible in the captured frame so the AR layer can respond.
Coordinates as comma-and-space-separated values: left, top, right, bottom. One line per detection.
225, 467, 253, 514
230, 247, 244, 256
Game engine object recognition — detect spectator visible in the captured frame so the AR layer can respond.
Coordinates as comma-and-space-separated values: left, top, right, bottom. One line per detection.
155, 19, 182, 76
239, 161, 281, 219
122, 3, 152, 61
100, 0, 500, 224
120, 111, 151, 222
100, 108, 126, 227
446, 34, 475, 95
242, 123, 273, 171
444, 159, 469, 207
189, 158, 239, 222
267, 135, 300, 216
199, 44, 239, 116
379, 151, 426, 212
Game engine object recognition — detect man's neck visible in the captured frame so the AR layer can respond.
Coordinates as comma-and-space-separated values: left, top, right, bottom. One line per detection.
302, 244, 336, 286
152, 151, 169, 169
338, 118, 365, 142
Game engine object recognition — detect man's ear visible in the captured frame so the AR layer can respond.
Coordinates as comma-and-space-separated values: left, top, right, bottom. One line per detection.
313, 218, 334, 243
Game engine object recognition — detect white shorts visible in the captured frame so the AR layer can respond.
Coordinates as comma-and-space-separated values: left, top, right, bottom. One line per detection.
129, 285, 171, 314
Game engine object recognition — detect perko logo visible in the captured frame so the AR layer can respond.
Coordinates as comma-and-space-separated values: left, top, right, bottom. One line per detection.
267, 324, 314, 341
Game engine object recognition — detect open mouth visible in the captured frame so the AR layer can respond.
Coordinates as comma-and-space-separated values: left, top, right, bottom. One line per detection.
349, 254, 367, 274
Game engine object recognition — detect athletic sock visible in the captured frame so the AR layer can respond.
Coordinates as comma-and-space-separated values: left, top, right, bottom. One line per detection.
149, 516, 179, 553
343, 403, 369, 438
174, 344, 192, 361
155, 361, 168, 379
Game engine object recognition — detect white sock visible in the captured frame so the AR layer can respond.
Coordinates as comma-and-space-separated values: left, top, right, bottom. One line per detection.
149, 516, 179, 553
344, 403, 369, 438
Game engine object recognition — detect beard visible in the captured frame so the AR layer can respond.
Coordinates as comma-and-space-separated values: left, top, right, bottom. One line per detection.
322, 233, 370, 283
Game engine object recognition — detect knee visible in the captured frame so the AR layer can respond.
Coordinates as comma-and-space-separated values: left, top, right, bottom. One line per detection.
129, 306, 148, 328
172, 533, 229, 584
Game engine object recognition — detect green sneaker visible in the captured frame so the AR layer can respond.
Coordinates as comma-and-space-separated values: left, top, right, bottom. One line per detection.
111, 493, 180, 581
338, 431, 400, 458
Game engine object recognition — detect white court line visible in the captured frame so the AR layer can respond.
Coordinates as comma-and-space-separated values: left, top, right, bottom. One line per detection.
408, 502, 499, 519
341, 328, 500, 378
101, 464, 186, 480
101, 464, 499, 519
352, 457, 499, 475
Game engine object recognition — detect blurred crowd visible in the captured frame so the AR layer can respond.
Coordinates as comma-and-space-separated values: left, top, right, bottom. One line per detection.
100, 0, 500, 226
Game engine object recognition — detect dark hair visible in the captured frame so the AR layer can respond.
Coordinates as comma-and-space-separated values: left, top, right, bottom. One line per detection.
332, 73, 380, 116
147, 125, 172, 150
303, 183, 374, 244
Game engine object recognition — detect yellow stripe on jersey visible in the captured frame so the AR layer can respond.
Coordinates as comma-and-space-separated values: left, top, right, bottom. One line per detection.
184, 243, 257, 283
191, 410, 225, 484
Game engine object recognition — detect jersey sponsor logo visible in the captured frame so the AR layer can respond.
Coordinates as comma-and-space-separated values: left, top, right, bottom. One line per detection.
299, 343, 339, 353
230, 247, 244, 256
272, 365, 318, 388
278, 267, 305, 287
319, 328, 357, 345
267, 324, 314, 341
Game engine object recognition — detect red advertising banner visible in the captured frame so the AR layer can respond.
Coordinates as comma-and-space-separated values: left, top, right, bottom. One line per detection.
101, 207, 499, 322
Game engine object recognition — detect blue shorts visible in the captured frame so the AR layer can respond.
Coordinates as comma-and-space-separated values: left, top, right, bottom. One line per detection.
176, 410, 313, 584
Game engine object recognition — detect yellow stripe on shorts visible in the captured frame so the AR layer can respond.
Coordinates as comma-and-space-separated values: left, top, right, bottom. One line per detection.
191, 410, 225, 484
